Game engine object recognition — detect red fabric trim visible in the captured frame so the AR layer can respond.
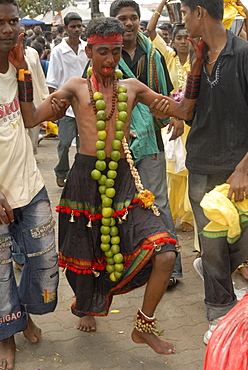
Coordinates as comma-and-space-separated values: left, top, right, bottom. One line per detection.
87, 33, 123, 44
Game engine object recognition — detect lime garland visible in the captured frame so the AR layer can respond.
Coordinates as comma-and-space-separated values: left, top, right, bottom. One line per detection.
88, 67, 128, 282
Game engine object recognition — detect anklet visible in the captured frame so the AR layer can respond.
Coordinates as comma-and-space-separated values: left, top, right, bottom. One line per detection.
134, 308, 157, 333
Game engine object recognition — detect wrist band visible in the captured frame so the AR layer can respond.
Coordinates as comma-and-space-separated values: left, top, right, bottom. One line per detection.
154, 10, 161, 17
17, 69, 33, 102
184, 73, 201, 100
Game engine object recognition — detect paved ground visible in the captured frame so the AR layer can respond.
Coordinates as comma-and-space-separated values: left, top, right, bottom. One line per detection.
13, 136, 248, 370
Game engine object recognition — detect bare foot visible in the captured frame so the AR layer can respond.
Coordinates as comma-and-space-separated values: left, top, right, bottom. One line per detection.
238, 266, 248, 280
77, 316, 96, 332
0, 336, 15, 370
13, 262, 23, 272
23, 315, 42, 343
131, 328, 175, 355
182, 222, 194, 232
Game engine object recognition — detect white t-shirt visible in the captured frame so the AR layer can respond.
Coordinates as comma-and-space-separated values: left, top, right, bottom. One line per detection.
0, 63, 44, 209
46, 38, 88, 117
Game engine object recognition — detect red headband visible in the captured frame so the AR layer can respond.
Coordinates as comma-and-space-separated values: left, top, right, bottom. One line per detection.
87, 33, 123, 45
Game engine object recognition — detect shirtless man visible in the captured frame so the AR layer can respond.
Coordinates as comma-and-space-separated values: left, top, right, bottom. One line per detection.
29, 17, 202, 356
2, 15, 201, 361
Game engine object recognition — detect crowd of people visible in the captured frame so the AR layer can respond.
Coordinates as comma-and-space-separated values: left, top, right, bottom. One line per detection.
1, 0, 248, 369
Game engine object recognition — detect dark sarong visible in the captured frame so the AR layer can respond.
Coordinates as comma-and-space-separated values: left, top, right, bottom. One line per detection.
58, 153, 176, 317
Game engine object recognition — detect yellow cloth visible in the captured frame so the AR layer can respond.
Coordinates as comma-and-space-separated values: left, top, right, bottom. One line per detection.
223, 0, 246, 30
46, 121, 58, 136
200, 184, 248, 243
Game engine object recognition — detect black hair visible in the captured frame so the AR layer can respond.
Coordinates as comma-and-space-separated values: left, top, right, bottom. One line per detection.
86, 17, 124, 40
181, 0, 224, 20
171, 23, 187, 41
36, 36, 45, 46
44, 31, 52, 37
64, 12, 82, 27
0, 0, 18, 7
158, 22, 173, 33
109, 0, 141, 19
57, 24, 64, 34
31, 41, 43, 57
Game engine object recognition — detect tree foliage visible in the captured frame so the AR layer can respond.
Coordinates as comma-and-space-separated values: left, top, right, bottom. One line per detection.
18, 0, 75, 19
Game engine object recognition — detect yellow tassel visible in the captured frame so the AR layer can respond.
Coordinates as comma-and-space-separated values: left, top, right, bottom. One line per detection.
87, 219, 92, 228
122, 210, 128, 221
69, 213, 75, 223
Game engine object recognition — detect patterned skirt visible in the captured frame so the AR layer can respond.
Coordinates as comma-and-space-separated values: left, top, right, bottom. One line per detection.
57, 153, 177, 316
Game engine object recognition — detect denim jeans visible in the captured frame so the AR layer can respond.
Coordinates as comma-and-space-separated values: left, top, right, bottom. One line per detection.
189, 172, 248, 321
0, 187, 58, 340
135, 152, 182, 278
54, 115, 80, 179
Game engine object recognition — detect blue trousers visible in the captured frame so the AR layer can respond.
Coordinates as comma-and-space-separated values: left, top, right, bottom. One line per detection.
54, 115, 80, 179
135, 152, 182, 277
0, 187, 58, 340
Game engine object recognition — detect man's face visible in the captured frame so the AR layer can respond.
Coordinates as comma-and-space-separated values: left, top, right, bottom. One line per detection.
65, 20, 83, 40
114, 7, 140, 44
161, 30, 171, 45
172, 29, 189, 55
181, 5, 199, 38
86, 43, 122, 78
33, 26, 42, 36
0, 3, 19, 54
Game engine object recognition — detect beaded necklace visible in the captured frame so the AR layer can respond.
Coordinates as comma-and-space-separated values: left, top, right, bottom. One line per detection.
88, 67, 128, 282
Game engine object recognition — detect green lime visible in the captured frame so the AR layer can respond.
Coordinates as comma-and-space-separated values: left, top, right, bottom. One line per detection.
108, 161, 118, 170
97, 110, 107, 120
115, 120, 125, 131
115, 69, 123, 79
95, 100, 106, 110
110, 226, 118, 237
118, 85, 127, 93
115, 263, 124, 272
111, 244, 120, 254
118, 92, 128, 102
118, 111, 128, 122
105, 178, 115, 188
100, 243, 110, 252
118, 102, 127, 111
107, 170, 117, 179
96, 150, 106, 160
114, 253, 123, 263
101, 217, 111, 226
105, 249, 114, 258
91, 169, 101, 180
109, 271, 117, 281
96, 140, 106, 150
110, 217, 116, 226
106, 257, 115, 265
111, 236, 120, 245
98, 174, 107, 185
98, 185, 106, 194
102, 207, 113, 218
115, 131, 124, 140
101, 194, 106, 200
101, 234, 110, 243
102, 197, 113, 207
95, 160, 106, 171
110, 150, 121, 162
93, 92, 103, 101
100, 225, 110, 235
96, 120, 106, 130
114, 271, 122, 279
106, 187, 116, 198
112, 140, 121, 150
97, 131, 107, 140
87, 67, 92, 76
106, 264, 115, 273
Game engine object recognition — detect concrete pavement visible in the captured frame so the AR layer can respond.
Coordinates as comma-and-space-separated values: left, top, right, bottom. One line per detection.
13, 136, 248, 370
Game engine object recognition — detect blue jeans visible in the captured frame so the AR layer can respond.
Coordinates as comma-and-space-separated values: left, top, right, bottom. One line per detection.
0, 187, 58, 340
135, 152, 182, 277
54, 115, 80, 179
189, 172, 248, 321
